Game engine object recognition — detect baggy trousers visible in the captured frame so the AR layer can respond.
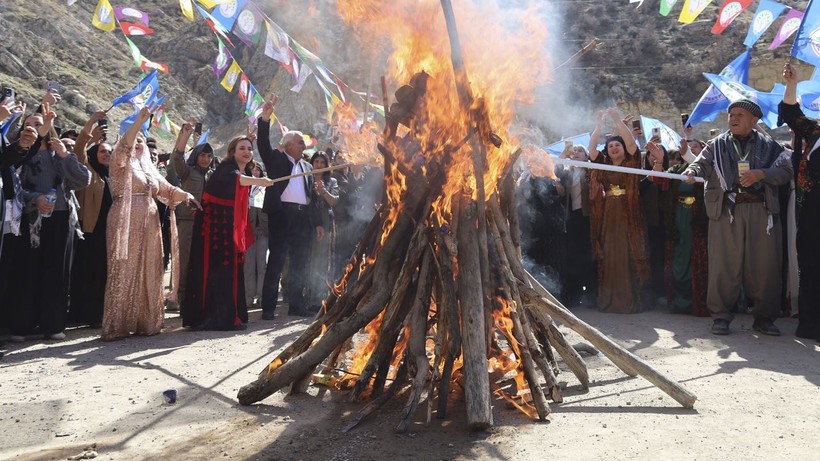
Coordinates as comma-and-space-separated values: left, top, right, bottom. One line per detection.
707, 202, 782, 321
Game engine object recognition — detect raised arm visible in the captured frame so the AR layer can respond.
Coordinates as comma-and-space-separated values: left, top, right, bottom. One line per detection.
588, 110, 604, 162
608, 108, 638, 154
779, 63, 820, 143
75, 111, 108, 165
172, 122, 195, 180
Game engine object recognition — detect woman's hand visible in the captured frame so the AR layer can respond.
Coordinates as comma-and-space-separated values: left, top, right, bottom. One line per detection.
40, 102, 57, 138
0, 100, 24, 123
50, 138, 68, 158
783, 63, 798, 85
186, 194, 203, 211
17, 126, 38, 149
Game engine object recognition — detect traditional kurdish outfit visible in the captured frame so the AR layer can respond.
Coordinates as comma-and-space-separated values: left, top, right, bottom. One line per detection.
182, 158, 253, 330
589, 149, 650, 313
306, 175, 339, 311
779, 101, 820, 340
654, 164, 709, 316
102, 141, 187, 341
684, 129, 792, 323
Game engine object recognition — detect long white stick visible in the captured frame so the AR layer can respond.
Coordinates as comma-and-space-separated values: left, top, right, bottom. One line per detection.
553, 157, 705, 183
269, 163, 352, 185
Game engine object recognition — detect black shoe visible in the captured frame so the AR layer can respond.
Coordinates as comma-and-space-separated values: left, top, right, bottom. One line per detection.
711, 319, 731, 335
261, 312, 276, 320
232, 323, 248, 331
752, 317, 781, 336
288, 308, 313, 317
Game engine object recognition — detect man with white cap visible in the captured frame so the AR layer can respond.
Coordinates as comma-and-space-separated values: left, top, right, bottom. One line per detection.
682, 99, 792, 336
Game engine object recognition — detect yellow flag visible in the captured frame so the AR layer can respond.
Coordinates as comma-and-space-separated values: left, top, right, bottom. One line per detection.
91, 0, 116, 32
179, 0, 194, 21
220, 60, 242, 92
678, 0, 714, 25
196, 0, 228, 9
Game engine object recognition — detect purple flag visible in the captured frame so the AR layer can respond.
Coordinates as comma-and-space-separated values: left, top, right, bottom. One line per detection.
114, 6, 149, 26
769, 8, 804, 50
213, 37, 232, 78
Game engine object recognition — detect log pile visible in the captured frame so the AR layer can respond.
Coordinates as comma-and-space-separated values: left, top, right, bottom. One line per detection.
237, 0, 696, 431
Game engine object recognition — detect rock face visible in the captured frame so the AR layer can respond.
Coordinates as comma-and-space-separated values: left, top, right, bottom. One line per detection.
0, 0, 801, 147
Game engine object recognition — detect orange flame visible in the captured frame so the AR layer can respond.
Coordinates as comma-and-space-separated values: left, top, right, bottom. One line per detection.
337, 0, 552, 219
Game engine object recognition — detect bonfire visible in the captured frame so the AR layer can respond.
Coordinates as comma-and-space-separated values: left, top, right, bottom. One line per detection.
237, 0, 695, 431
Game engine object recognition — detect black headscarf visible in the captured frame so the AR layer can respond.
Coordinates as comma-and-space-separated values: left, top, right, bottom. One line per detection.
187, 142, 214, 169
87, 144, 110, 180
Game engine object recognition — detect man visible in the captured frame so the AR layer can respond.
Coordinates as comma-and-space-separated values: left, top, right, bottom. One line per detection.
257, 95, 323, 318
683, 99, 792, 336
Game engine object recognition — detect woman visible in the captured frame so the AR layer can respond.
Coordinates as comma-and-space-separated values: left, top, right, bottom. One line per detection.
306, 150, 339, 312
649, 143, 709, 316
70, 111, 112, 327
641, 143, 669, 305
781, 64, 820, 341
588, 108, 650, 313
244, 163, 269, 310
102, 106, 195, 341
183, 136, 275, 331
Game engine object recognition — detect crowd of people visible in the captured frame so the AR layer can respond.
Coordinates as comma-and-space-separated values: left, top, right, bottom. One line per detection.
519, 63, 819, 340
0, 92, 382, 343
1, 61, 818, 346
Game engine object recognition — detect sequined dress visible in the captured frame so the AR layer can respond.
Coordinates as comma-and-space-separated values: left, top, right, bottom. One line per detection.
102, 142, 186, 341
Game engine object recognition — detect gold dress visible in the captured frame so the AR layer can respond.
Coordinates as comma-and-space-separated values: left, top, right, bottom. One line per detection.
101, 142, 186, 341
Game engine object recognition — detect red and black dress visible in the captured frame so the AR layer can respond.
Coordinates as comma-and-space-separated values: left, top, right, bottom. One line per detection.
183, 158, 253, 330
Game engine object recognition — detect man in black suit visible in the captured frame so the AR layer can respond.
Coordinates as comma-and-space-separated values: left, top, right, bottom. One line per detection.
257, 96, 323, 318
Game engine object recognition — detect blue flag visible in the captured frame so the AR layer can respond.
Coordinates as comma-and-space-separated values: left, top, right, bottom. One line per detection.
796, 79, 820, 118
743, 0, 789, 47
639, 116, 682, 152
687, 49, 752, 127
0, 112, 20, 138
209, 0, 247, 32
111, 70, 158, 109
703, 73, 785, 129
195, 129, 211, 146
791, 0, 820, 67
544, 133, 591, 156
118, 94, 165, 136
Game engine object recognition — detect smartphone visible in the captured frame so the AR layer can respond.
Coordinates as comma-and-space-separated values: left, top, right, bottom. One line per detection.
652, 127, 661, 138
97, 118, 108, 128
47, 81, 62, 94
632, 120, 641, 130
194, 122, 203, 135
2, 87, 15, 104
681, 113, 689, 126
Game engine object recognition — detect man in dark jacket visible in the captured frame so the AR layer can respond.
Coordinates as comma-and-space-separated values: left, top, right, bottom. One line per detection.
257, 96, 322, 319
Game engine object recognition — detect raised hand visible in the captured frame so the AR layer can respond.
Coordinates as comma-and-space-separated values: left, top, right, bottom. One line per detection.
50, 138, 67, 158
40, 101, 57, 137
91, 124, 108, 143
18, 125, 39, 149
0, 100, 24, 123
261, 94, 278, 121
246, 125, 258, 143
42, 89, 61, 106
783, 63, 798, 84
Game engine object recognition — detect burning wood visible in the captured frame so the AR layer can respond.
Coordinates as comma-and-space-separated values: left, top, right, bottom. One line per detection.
237, 0, 695, 431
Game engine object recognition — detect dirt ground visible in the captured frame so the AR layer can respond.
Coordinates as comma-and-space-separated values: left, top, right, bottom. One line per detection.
1, 306, 818, 461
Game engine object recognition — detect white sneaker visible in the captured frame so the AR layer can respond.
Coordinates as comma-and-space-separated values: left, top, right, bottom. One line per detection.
47, 332, 66, 340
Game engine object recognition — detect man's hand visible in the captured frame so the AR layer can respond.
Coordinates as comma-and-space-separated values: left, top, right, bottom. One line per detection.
261, 95, 278, 122
739, 169, 766, 188
681, 170, 697, 184
35, 194, 55, 215
316, 225, 325, 241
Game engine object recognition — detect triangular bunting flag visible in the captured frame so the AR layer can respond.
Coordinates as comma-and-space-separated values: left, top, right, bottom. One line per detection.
220, 60, 242, 92
711, 0, 754, 34
92, 0, 116, 32
679, 0, 714, 25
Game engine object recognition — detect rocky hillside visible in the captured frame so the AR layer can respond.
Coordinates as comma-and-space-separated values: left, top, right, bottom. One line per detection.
0, 0, 809, 149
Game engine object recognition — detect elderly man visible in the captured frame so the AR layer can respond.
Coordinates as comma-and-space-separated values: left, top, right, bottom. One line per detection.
683, 99, 792, 336
257, 95, 322, 319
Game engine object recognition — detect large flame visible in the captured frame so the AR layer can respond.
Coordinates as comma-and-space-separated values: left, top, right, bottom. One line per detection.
337, 0, 551, 222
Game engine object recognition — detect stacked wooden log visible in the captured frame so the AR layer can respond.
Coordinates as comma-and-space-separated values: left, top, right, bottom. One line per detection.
236, 0, 696, 431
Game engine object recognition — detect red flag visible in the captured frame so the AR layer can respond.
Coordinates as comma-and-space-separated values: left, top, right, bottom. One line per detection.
120, 21, 154, 36
141, 58, 169, 74
711, 0, 754, 35
238, 73, 250, 103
